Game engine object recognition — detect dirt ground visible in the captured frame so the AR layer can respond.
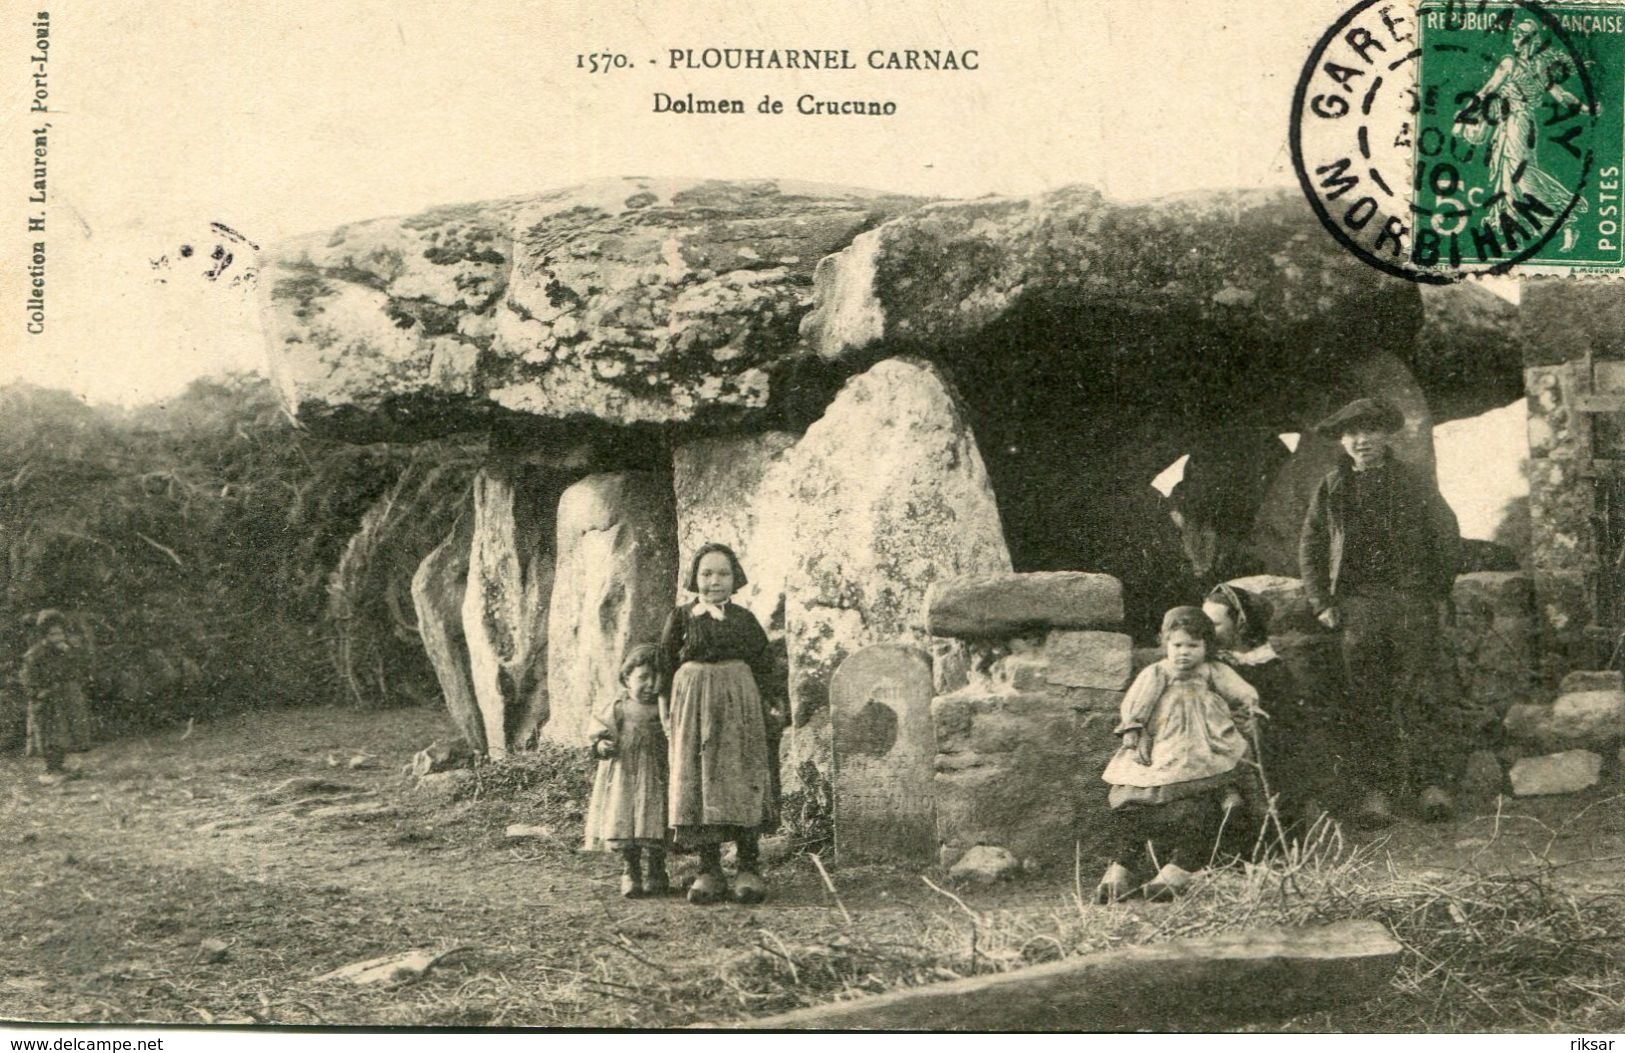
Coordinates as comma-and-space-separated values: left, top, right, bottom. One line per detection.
1, 704, 1621, 1029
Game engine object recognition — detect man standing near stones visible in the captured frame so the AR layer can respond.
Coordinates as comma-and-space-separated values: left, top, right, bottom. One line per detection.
1299, 397, 1462, 827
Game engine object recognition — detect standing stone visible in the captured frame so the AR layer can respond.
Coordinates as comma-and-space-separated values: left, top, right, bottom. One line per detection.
462, 463, 560, 759
672, 432, 797, 637
545, 472, 678, 746
1509, 750, 1602, 796
410, 517, 482, 751
948, 845, 1020, 884
828, 643, 937, 864
784, 358, 1013, 776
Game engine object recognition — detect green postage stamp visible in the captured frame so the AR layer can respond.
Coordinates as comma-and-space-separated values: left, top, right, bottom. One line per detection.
1294, 0, 1625, 281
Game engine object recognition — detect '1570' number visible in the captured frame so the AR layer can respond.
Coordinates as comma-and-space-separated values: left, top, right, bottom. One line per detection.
577, 53, 630, 73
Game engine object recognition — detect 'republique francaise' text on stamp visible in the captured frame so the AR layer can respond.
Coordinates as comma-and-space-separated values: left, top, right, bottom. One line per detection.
1293, 0, 1623, 281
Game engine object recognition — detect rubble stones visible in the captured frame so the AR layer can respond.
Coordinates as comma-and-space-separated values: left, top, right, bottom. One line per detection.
1509, 750, 1602, 796
948, 845, 1020, 883
411, 739, 473, 778
1459, 750, 1505, 800
1560, 670, 1623, 694
1503, 689, 1625, 752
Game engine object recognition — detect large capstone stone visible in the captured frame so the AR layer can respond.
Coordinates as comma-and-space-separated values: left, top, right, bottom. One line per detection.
259, 179, 923, 436
924, 572, 1124, 639
784, 358, 1012, 776
544, 471, 678, 746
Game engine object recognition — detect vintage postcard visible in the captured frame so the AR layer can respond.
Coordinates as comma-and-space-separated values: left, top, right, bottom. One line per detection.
2, 0, 1623, 1039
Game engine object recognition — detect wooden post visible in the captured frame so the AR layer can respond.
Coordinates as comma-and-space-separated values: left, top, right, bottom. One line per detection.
723, 920, 1400, 1031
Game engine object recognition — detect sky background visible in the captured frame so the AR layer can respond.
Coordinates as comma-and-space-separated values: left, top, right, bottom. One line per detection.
1, 0, 1341, 405
0, 1, 1527, 537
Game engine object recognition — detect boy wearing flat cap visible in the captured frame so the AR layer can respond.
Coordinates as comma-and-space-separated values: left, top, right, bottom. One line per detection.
1299, 397, 1461, 827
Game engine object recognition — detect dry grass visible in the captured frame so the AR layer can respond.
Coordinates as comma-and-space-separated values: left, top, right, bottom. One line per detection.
545, 799, 1625, 1030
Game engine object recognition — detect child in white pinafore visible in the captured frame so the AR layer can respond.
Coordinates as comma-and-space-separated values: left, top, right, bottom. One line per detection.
583, 644, 670, 898
1097, 606, 1265, 902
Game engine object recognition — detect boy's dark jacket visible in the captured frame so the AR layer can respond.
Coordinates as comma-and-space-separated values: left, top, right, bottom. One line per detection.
1298, 454, 1461, 615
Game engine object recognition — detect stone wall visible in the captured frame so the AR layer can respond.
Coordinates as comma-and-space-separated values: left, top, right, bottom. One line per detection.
925, 572, 1129, 868
1520, 282, 1625, 681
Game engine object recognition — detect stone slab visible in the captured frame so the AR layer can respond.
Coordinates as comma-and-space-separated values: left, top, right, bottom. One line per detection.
727, 921, 1401, 1031
829, 643, 938, 864
925, 572, 1123, 639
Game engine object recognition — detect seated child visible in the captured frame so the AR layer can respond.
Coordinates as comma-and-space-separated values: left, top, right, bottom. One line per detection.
583, 644, 670, 898
1097, 606, 1265, 902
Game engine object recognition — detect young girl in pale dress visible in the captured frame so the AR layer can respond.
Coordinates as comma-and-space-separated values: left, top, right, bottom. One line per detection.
583, 644, 670, 898
1097, 606, 1265, 902
660, 542, 778, 906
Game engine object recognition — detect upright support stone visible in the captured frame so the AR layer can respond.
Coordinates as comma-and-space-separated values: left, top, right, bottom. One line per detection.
462, 462, 559, 759
784, 357, 1012, 779
545, 471, 678, 746
672, 432, 797, 633
828, 644, 937, 864
410, 516, 482, 752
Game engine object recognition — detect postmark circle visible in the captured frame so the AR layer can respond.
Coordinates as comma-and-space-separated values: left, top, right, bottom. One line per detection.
1291, 0, 1600, 284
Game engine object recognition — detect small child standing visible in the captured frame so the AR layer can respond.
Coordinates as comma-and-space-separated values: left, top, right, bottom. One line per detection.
1097, 606, 1264, 902
583, 644, 671, 898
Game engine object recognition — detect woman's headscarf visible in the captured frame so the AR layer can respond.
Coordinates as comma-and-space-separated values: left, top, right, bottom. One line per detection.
1205, 583, 1273, 650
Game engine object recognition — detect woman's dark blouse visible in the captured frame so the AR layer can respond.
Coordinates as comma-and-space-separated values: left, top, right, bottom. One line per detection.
658, 602, 774, 696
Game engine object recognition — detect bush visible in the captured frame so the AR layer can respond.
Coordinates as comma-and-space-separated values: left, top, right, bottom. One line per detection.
0, 374, 481, 735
